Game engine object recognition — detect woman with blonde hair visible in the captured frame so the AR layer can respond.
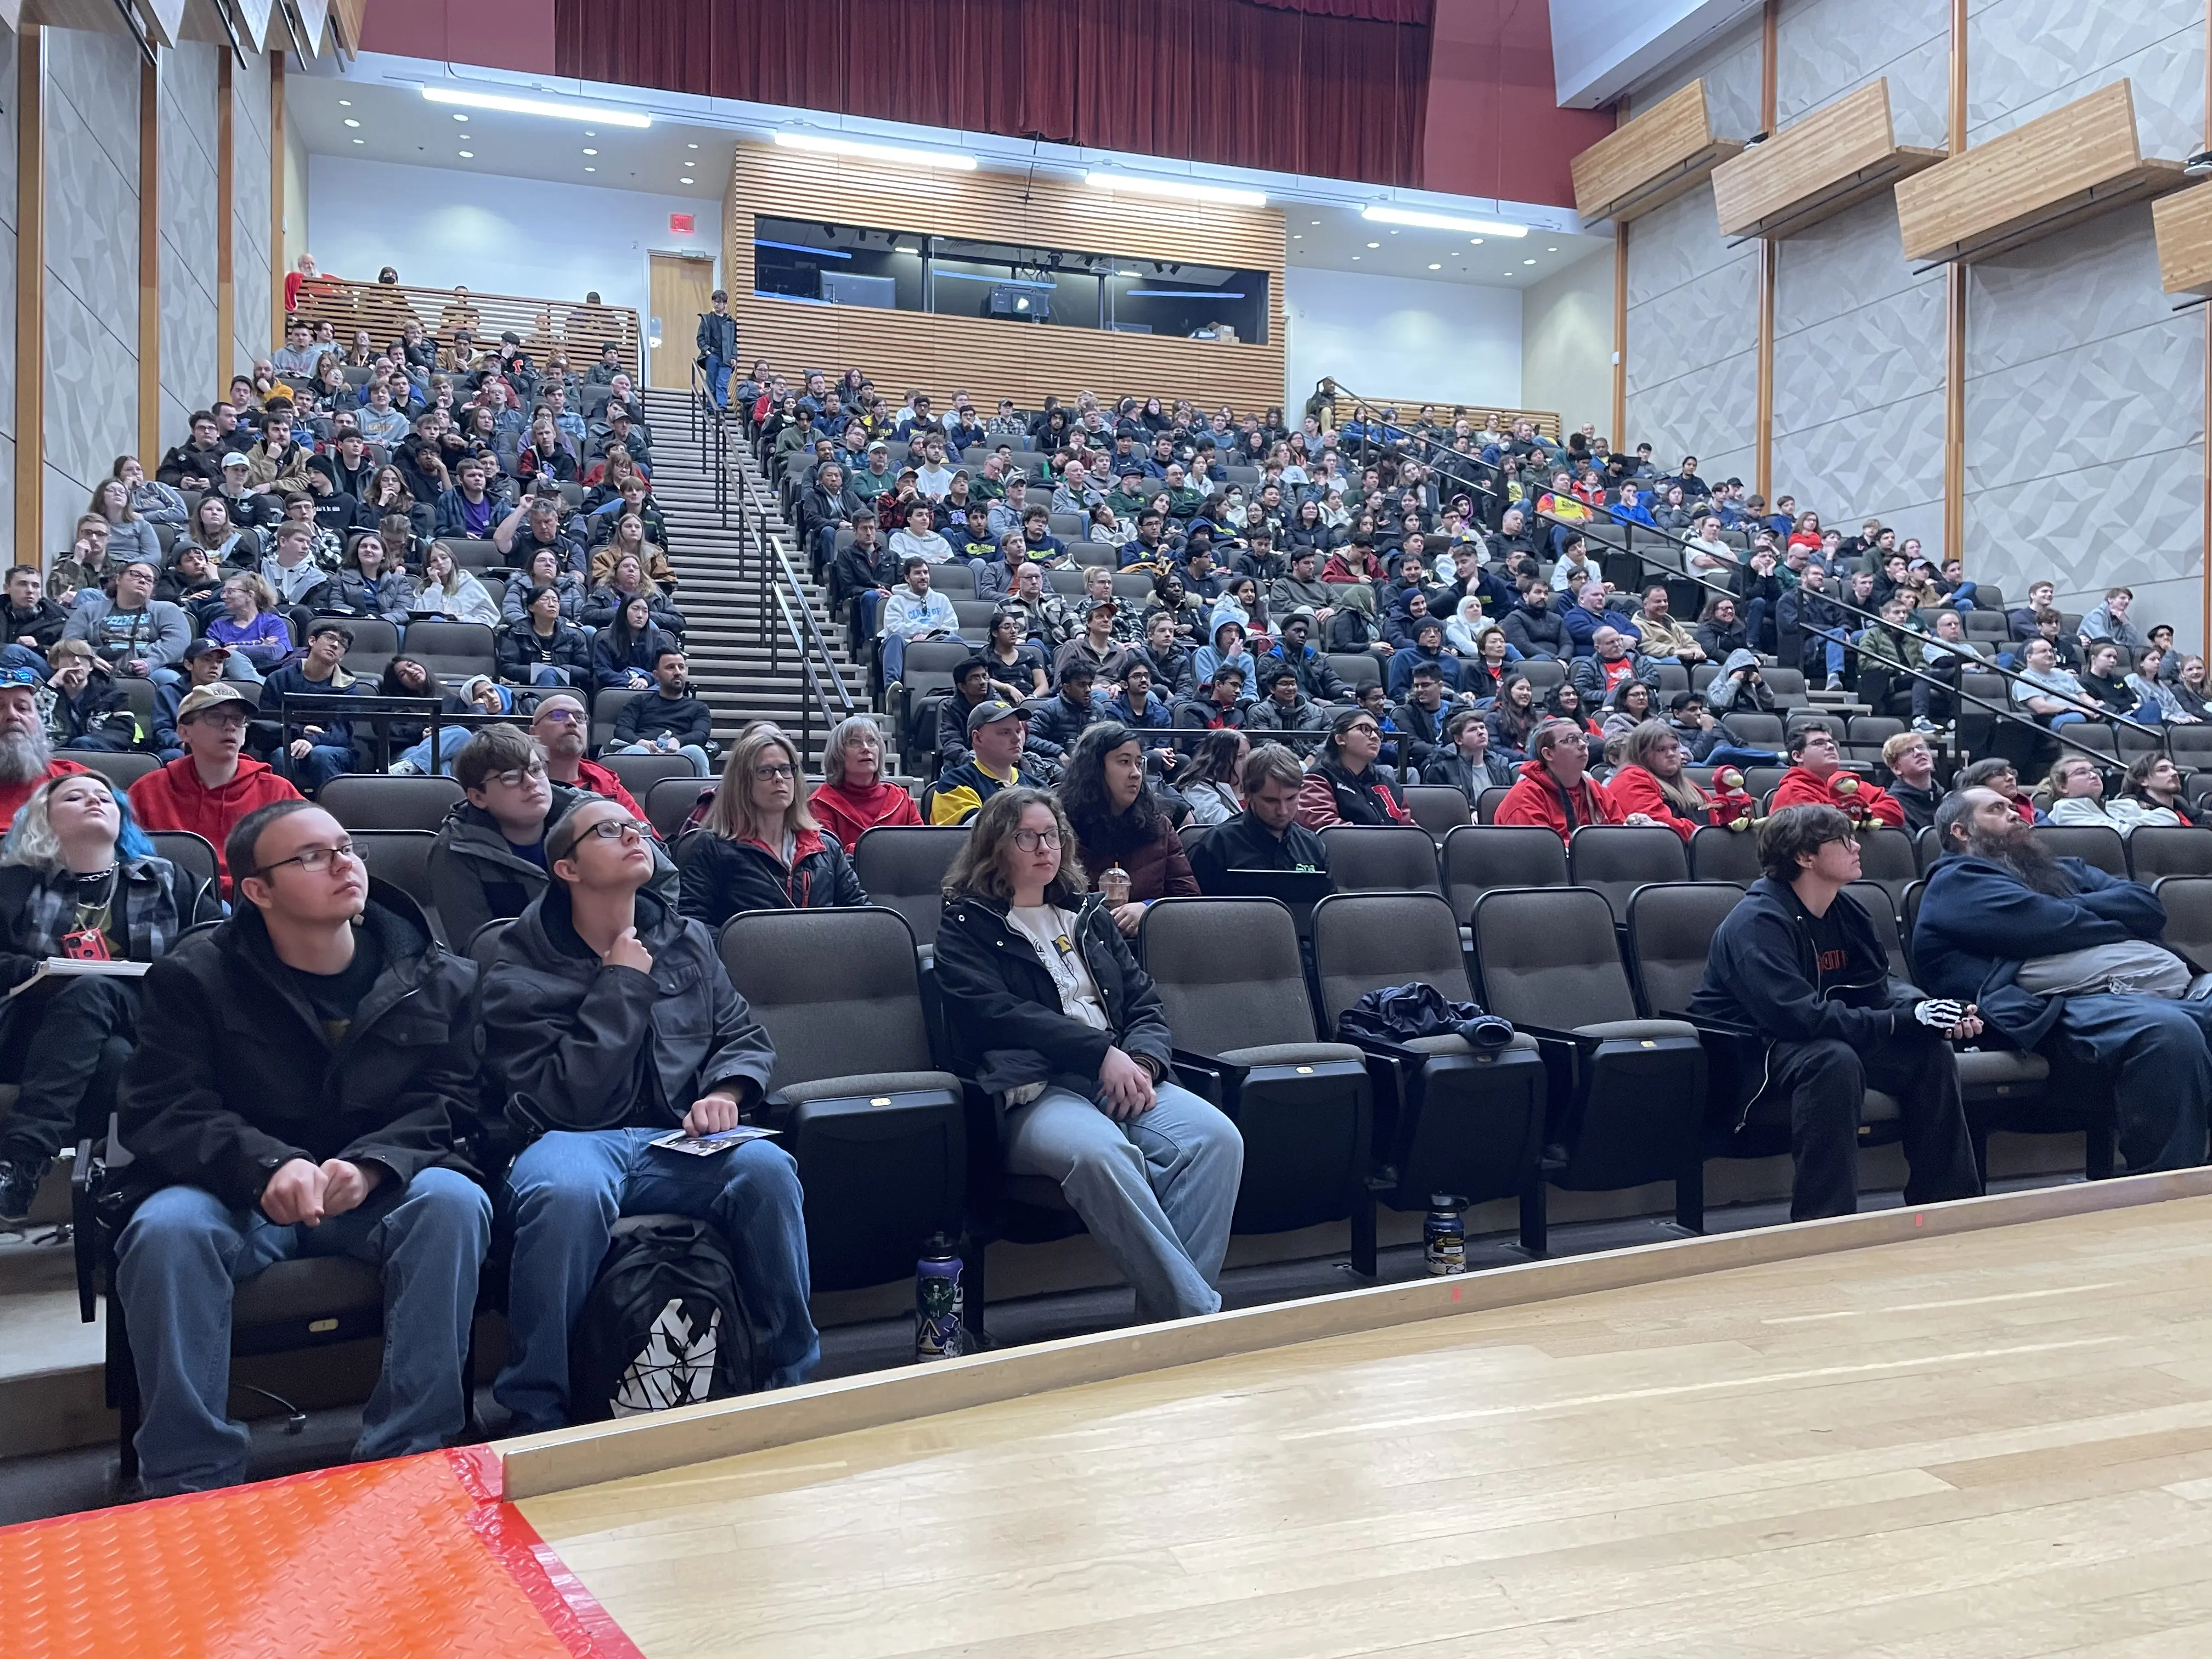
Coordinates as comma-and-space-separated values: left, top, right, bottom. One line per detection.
590, 512, 678, 596
933, 786, 1244, 1324
676, 726, 867, 926
414, 540, 499, 625
2038, 753, 2129, 828
808, 713, 921, 852
203, 572, 293, 679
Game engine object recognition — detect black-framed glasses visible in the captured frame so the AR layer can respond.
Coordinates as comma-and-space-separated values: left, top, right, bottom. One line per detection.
752, 763, 798, 781
577, 818, 648, 847
261, 840, 360, 876
490, 761, 549, 788
1013, 829, 1062, 851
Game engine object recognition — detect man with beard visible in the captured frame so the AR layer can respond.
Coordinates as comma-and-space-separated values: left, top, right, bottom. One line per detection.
1915, 787, 2212, 1172
528, 694, 648, 823
0, 669, 90, 829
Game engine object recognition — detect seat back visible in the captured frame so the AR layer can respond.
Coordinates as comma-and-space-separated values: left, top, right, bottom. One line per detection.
2154, 876, 2212, 970
644, 775, 712, 840
349, 831, 441, 941
77, 751, 160, 792
591, 687, 644, 753
1318, 824, 1441, 894
1568, 824, 1690, 921
2033, 824, 2128, 879
1310, 891, 1470, 1034
1403, 783, 1472, 843
601, 751, 701, 799
1686, 823, 1761, 884
1855, 827, 1920, 901
1471, 887, 1639, 1026
149, 831, 219, 903
398, 620, 496, 680
1440, 824, 1567, 922
1623, 882, 1741, 1018
1475, 785, 1513, 823
1721, 712, 1785, 748
850, 826, 967, 951
319, 775, 465, 831
1327, 652, 1381, 696
1140, 898, 1318, 1051
718, 909, 935, 1093
1846, 881, 1904, 964
2129, 825, 2212, 882
337, 618, 402, 673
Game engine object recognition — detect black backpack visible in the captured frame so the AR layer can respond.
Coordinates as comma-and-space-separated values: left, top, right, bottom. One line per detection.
568, 1214, 759, 1423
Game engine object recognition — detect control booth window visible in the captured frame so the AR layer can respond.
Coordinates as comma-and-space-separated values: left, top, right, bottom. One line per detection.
753, 217, 1266, 345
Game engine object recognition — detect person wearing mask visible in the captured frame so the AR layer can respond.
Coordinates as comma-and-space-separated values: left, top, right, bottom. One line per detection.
112, 799, 489, 1492
1188, 743, 1330, 891
128, 683, 301, 894
678, 725, 868, 925
1691, 804, 1983, 1220
0, 773, 211, 1220
809, 712, 922, 851
1493, 716, 1643, 841
1296, 706, 1414, 829
935, 788, 1244, 1323
485, 794, 817, 1431
1058, 723, 1200, 936
607, 646, 714, 775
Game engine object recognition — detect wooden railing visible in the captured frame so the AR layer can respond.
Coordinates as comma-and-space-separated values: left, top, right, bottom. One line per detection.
290, 279, 641, 378
1320, 393, 1562, 441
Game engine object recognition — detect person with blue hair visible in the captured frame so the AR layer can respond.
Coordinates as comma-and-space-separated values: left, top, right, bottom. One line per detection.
0, 771, 214, 1221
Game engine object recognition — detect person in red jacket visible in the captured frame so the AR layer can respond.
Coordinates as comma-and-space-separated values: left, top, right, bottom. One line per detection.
808, 712, 921, 854
1605, 720, 1718, 843
1770, 725, 1904, 830
0, 672, 89, 830
128, 684, 302, 894
1493, 718, 1652, 843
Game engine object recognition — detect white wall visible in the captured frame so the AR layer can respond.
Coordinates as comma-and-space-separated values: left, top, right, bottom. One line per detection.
1283, 266, 1521, 415
306, 155, 720, 327
1521, 249, 1613, 436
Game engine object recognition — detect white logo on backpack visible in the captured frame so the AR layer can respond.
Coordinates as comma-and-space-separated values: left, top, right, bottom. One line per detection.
612, 1297, 720, 1415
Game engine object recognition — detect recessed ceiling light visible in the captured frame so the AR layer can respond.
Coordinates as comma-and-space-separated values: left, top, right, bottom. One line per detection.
352, 138, 364, 144
585, 130, 596, 137
583, 148, 597, 155
1311, 220, 1321, 226
1292, 233, 1302, 239
1548, 246, 1559, 252
424, 88, 646, 127
343, 119, 359, 128
458, 150, 473, 158
1523, 258, 1537, 265
584, 166, 595, 172
1351, 255, 1361, 261
1365, 241, 1379, 249
338, 99, 351, 107
1469, 238, 1483, 246
687, 143, 699, 150
1427, 263, 1440, 270
680, 177, 694, 185
453, 113, 468, 121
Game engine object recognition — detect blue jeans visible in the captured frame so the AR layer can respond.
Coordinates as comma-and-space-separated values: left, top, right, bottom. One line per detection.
2046, 710, 2090, 731
291, 742, 354, 794
1003, 1081, 1244, 1322
611, 739, 710, 776
114, 1167, 490, 1494
704, 353, 732, 409
2046, 994, 2212, 1173
1812, 627, 1850, 680
497, 1126, 819, 1434
398, 725, 472, 776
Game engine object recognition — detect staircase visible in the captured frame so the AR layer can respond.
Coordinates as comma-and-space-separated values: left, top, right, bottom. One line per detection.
639, 386, 857, 760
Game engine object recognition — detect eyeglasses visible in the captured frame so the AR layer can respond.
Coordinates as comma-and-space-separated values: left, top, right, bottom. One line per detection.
752, 763, 798, 781
1345, 723, 1381, 737
535, 708, 583, 724
489, 761, 548, 788
576, 818, 648, 847
261, 840, 360, 876
1013, 829, 1063, 852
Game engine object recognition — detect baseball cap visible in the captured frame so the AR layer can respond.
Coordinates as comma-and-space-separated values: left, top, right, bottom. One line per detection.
222, 451, 250, 468
182, 637, 232, 663
966, 699, 1025, 736
175, 682, 255, 724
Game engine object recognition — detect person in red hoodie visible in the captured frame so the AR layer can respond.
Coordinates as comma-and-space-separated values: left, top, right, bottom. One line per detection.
1769, 725, 1904, 830
1493, 718, 1653, 843
1605, 720, 1720, 843
808, 712, 920, 854
0, 672, 89, 831
128, 684, 302, 894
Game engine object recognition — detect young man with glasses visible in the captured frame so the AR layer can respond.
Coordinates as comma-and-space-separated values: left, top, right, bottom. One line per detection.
429, 723, 675, 949
484, 793, 816, 1431
1689, 803, 1982, 1221
128, 682, 301, 894
1770, 725, 1906, 828
111, 798, 490, 1493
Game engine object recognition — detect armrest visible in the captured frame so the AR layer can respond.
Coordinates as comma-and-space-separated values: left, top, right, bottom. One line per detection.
1169, 1047, 1244, 1105
70, 1136, 99, 1324
1661, 1010, 1760, 1042
1511, 1022, 1598, 1048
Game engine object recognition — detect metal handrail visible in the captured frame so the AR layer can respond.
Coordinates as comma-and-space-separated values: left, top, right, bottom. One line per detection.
1322, 383, 2174, 768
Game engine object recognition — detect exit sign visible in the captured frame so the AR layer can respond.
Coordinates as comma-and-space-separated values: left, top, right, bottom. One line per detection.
669, 213, 695, 234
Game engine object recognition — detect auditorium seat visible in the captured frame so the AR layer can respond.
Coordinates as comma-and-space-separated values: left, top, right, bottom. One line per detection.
1318, 824, 1442, 894
1441, 825, 1567, 925
1567, 824, 1689, 922
2033, 825, 2128, 879
600, 751, 701, 799
1403, 783, 1473, 843
850, 825, 967, 964
319, 775, 465, 832
349, 830, 442, 944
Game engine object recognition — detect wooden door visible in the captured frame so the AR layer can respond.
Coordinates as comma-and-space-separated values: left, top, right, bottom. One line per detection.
647, 252, 718, 391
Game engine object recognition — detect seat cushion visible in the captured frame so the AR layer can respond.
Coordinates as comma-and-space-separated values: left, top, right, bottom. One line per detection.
1400, 1031, 1542, 1058
1861, 1089, 1903, 1125
233, 1259, 383, 1328
1216, 1041, 1368, 1069
1571, 1019, 1700, 1043
771, 1070, 963, 1107
1954, 1050, 2050, 1097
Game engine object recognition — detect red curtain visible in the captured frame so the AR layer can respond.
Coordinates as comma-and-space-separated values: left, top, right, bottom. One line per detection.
555, 0, 1432, 187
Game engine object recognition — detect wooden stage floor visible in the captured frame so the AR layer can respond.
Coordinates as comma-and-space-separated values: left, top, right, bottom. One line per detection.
517, 1187, 2212, 1657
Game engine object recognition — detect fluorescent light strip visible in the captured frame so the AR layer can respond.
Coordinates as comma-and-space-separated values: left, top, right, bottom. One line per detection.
754, 239, 851, 259
420, 87, 651, 128
934, 270, 1057, 288
774, 131, 976, 170
1125, 289, 1245, 299
1361, 204, 1528, 238
1086, 171, 1266, 207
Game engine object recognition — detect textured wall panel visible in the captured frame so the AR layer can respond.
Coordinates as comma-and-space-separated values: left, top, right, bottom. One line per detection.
233, 53, 273, 374
45, 285, 140, 556
1629, 15, 1764, 138
1968, 0, 2203, 154
1964, 212, 2204, 635
161, 44, 224, 421
1625, 347, 1760, 469
1776, 0, 1950, 149
1623, 184, 1752, 311
1624, 176, 1758, 471
1624, 252, 1758, 396
0, 22, 20, 536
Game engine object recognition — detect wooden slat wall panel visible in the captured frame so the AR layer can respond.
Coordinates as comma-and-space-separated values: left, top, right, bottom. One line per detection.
1323, 394, 1561, 439
727, 143, 1287, 414
2154, 180, 2212, 295
292, 280, 642, 379
1894, 80, 2184, 264
1712, 80, 1941, 240
1571, 81, 1739, 223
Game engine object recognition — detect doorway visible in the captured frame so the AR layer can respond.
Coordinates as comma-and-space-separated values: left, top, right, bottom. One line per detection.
647, 252, 718, 391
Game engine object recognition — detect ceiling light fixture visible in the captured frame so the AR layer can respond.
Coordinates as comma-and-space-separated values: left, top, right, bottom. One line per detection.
687, 143, 699, 149
1365, 241, 1379, 249
582, 148, 596, 156
338, 99, 351, 106
1085, 170, 1265, 207
1427, 263, 1440, 270
421, 87, 651, 128
1362, 204, 1527, 238
351, 138, 364, 145
453, 113, 468, 121
1470, 238, 1484, 246
1522, 258, 1537, 265
680, 177, 695, 185
775, 131, 975, 169
343, 119, 359, 128
584, 166, 595, 172
458, 150, 474, 159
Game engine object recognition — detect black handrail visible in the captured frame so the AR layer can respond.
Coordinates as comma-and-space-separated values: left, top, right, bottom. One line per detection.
1322, 383, 2173, 768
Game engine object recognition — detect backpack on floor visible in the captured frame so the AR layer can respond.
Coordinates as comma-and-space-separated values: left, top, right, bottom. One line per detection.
568, 1214, 759, 1423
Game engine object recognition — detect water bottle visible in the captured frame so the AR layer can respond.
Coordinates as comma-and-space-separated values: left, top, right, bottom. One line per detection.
915, 1233, 964, 1360
1424, 1196, 1465, 1277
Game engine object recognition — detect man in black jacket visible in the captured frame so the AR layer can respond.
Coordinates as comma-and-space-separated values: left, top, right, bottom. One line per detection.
486, 794, 815, 1431
799, 460, 864, 575
1188, 743, 1330, 893
1689, 804, 1982, 1220
608, 646, 713, 775
3, 564, 67, 661
696, 289, 738, 409
111, 800, 490, 1493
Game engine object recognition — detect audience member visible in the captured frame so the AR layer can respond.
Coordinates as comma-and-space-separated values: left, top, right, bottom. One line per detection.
930, 700, 1045, 825
1295, 707, 1412, 828
1493, 717, 1638, 840
607, 647, 713, 775
1770, 726, 1904, 827
128, 684, 301, 893
1059, 723, 1199, 934
1188, 743, 1329, 891
678, 726, 867, 926
809, 713, 922, 850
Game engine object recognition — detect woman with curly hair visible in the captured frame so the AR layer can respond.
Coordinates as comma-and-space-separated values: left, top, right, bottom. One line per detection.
1057, 723, 1199, 936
